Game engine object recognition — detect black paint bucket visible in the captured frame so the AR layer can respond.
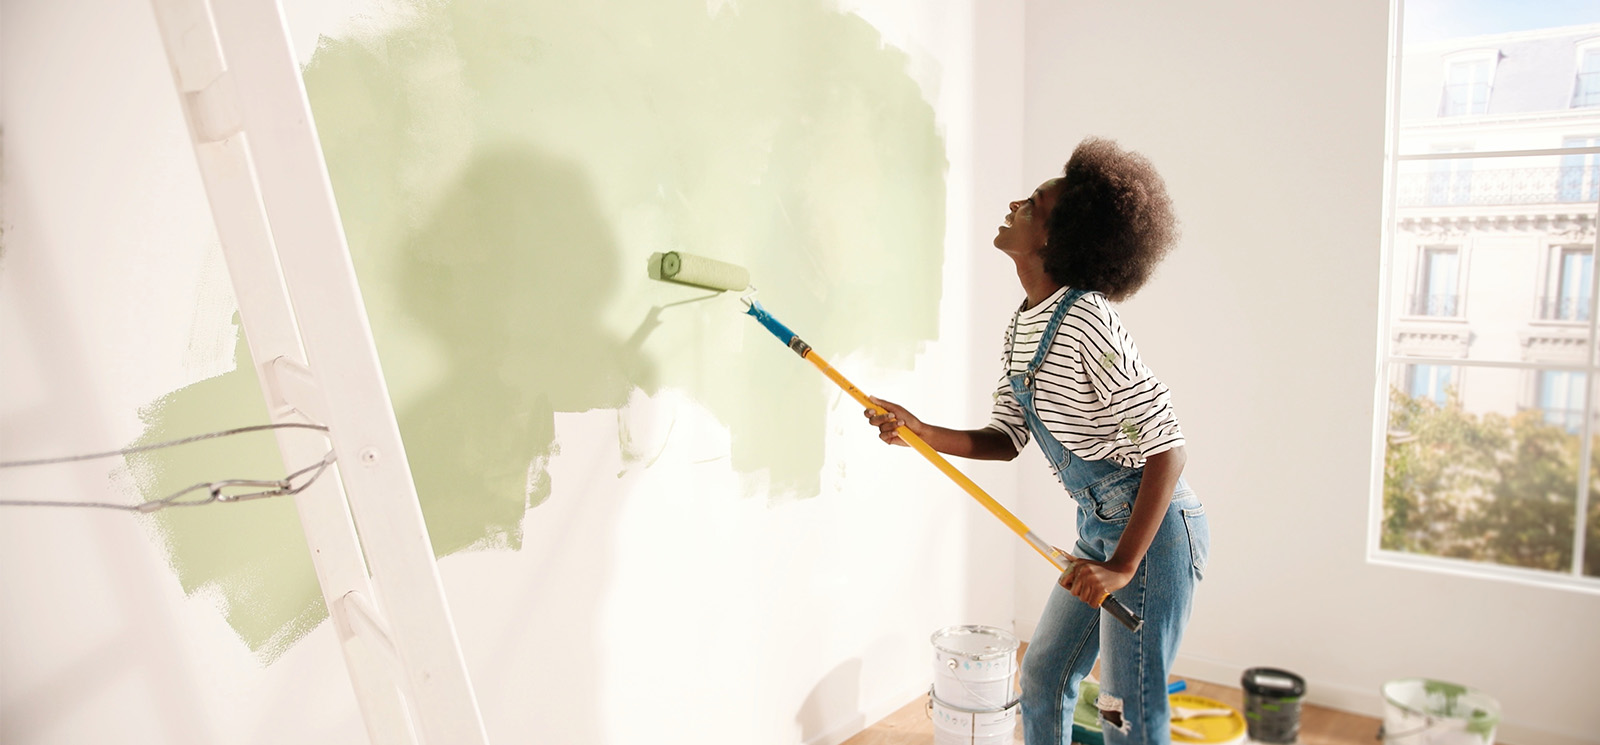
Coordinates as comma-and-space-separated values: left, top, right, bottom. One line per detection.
1241, 667, 1305, 744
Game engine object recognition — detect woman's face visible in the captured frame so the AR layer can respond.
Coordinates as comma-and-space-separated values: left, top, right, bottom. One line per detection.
993, 177, 1062, 261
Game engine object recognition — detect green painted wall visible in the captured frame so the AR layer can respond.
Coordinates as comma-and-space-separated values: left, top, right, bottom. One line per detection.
128, 0, 945, 660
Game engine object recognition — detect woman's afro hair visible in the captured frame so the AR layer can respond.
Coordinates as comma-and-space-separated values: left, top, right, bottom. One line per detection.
1043, 137, 1178, 301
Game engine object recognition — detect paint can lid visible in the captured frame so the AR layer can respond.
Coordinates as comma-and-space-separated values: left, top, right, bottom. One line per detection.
930, 625, 1020, 660
1241, 667, 1306, 698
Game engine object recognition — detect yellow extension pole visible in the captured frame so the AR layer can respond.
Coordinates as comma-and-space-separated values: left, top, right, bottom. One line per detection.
646, 252, 1141, 628
802, 349, 1044, 556
800, 345, 1144, 631
719, 291, 1143, 631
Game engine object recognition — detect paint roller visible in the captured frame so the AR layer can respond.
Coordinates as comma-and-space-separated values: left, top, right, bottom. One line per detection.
646, 251, 1145, 632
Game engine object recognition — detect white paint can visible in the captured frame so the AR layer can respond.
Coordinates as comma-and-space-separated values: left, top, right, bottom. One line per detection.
929, 625, 1021, 713
928, 695, 1018, 745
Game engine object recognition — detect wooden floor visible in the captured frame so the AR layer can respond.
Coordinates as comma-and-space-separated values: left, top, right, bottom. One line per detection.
842, 645, 1384, 745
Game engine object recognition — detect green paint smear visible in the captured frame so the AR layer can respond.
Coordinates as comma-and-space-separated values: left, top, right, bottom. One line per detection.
128, 0, 945, 659
126, 336, 325, 662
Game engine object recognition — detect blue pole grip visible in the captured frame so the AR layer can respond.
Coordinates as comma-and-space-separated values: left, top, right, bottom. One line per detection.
745, 301, 812, 357
745, 300, 806, 355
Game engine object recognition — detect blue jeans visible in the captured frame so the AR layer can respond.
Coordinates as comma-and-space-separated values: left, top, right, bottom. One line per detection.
1003, 287, 1210, 744
1019, 470, 1209, 745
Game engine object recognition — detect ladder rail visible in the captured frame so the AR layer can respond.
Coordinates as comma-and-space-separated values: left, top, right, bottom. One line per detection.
147, 1, 490, 743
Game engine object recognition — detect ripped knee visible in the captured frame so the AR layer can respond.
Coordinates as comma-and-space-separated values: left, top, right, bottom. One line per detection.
1095, 691, 1129, 734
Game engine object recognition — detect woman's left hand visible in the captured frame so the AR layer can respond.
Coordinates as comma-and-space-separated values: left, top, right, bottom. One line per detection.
1060, 559, 1134, 608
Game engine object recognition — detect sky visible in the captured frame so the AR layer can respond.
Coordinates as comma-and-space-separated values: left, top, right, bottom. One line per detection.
1404, 0, 1600, 44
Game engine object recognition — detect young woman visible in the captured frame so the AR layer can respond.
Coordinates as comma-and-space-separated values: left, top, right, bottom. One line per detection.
866, 137, 1208, 745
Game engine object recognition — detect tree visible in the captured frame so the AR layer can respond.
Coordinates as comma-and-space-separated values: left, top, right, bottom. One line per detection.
1384, 388, 1580, 572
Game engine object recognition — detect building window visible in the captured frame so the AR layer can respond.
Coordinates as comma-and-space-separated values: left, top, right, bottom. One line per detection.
1380, 9, 1600, 586
1543, 246, 1593, 321
1441, 53, 1495, 116
1575, 46, 1600, 108
1411, 246, 1460, 316
1537, 370, 1587, 432
1559, 136, 1600, 203
1407, 364, 1455, 405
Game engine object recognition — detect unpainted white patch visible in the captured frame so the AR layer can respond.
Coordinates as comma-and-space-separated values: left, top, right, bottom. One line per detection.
289, 0, 428, 66
180, 243, 240, 383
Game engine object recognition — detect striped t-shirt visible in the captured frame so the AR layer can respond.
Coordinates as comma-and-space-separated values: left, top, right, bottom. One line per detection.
986, 286, 1185, 467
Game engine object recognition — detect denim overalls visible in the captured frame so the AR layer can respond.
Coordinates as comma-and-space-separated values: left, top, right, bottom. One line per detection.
1013, 288, 1210, 745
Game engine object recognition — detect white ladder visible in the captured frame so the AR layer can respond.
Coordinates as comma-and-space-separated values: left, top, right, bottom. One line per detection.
146, 1, 491, 743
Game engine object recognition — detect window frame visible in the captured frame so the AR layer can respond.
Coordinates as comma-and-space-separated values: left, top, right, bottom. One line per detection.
1535, 369, 1588, 432
1572, 38, 1600, 109
1372, 0, 1600, 594
1540, 244, 1595, 323
1409, 243, 1465, 317
1405, 362, 1457, 405
1439, 48, 1498, 117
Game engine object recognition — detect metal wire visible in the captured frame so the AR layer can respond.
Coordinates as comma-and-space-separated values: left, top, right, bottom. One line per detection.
0, 422, 337, 513
0, 422, 328, 468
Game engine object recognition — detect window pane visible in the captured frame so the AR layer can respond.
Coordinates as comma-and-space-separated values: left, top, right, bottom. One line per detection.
1397, 22, 1600, 154
1406, 363, 1456, 405
1390, 156, 1597, 366
1409, 247, 1459, 316
1383, 366, 1582, 573
1554, 248, 1593, 321
1387, 3, 1600, 585
1576, 49, 1600, 109
1558, 140, 1600, 202
1442, 59, 1491, 116
1588, 458, 1600, 576
1538, 370, 1587, 432
1396, 154, 1600, 207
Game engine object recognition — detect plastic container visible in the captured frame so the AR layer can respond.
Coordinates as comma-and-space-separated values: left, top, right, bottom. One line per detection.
1381, 678, 1501, 745
1169, 692, 1247, 744
1241, 667, 1305, 743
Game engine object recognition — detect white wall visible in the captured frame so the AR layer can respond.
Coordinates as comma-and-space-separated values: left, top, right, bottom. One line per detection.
0, 2, 1027, 745
1013, 3, 1600, 744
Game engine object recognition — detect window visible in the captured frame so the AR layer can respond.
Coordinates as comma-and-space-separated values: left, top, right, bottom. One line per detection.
1441, 53, 1494, 116
1411, 246, 1460, 316
1559, 136, 1600, 203
1537, 370, 1587, 432
1407, 364, 1455, 405
1575, 45, 1600, 108
1543, 246, 1593, 321
1379, 6, 1600, 586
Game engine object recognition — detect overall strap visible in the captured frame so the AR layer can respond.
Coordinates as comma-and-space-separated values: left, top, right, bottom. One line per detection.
1023, 287, 1089, 389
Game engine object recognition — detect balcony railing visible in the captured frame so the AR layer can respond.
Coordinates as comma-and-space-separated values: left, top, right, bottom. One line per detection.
1407, 293, 1460, 317
1396, 164, 1600, 207
1538, 295, 1593, 322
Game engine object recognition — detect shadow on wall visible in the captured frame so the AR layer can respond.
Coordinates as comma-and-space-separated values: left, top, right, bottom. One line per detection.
117, 145, 652, 665
393, 145, 656, 556
797, 658, 865, 743
389, 145, 643, 742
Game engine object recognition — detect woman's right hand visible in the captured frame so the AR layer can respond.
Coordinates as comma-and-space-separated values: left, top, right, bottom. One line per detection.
864, 397, 925, 447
